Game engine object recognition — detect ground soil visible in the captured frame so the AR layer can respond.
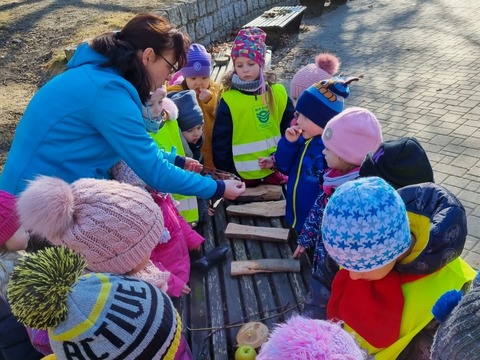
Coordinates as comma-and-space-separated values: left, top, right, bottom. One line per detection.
0, 1, 332, 172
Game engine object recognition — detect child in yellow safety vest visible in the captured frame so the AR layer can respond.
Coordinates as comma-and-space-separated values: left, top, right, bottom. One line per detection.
321, 176, 476, 360
212, 27, 294, 187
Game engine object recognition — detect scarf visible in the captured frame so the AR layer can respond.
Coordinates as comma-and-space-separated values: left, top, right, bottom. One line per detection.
231, 73, 262, 93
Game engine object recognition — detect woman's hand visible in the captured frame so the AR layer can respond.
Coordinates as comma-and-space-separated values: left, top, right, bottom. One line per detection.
222, 179, 245, 200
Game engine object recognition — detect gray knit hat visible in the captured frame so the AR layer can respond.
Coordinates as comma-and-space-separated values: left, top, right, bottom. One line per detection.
431, 273, 480, 360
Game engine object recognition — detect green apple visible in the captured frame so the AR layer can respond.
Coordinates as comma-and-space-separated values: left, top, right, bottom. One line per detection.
235, 344, 257, 360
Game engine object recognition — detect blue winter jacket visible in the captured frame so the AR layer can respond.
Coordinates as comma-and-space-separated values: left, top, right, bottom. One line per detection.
275, 135, 326, 232
0, 43, 223, 199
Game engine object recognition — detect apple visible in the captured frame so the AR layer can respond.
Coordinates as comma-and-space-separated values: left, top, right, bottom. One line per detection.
235, 344, 257, 360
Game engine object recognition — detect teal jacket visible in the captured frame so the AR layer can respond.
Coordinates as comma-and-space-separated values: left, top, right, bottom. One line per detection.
0, 43, 223, 198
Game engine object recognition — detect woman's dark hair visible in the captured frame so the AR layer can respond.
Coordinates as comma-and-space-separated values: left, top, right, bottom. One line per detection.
91, 13, 190, 102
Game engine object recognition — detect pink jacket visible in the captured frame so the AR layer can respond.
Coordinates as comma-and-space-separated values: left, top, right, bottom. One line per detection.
149, 191, 204, 297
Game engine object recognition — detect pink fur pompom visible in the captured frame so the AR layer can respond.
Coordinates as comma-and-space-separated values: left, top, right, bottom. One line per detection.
315, 52, 341, 76
17, 176, 74, 241
257, 316, 364, 360
162, 97, 179, 120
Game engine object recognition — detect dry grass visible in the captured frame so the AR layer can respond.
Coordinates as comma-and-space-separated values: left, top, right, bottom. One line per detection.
43, 12, 136, 77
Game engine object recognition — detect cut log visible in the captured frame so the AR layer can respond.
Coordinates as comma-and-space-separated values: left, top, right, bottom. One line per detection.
225, 223, 289, 243
226, 200, 286, 217
231, 259, 300, 276
236, 184, 283, 202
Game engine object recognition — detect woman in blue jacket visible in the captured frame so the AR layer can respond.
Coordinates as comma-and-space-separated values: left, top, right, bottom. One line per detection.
0, 13, 244, 200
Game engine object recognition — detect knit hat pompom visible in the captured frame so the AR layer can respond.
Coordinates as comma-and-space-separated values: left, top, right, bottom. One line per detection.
315, 53, 341, 76
8, 246, 86, 329
322, 107, 383, 166
290, 52, 341, 100
322, 177, 411, 272
257, 315, 364, 360
162, 97, 179, 121
17, 176, 75, 241
431, 274, 480, 360
17, 176, 164, 274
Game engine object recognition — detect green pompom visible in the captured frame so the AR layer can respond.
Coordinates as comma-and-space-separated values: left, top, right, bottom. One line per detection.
7, 246, 86, 329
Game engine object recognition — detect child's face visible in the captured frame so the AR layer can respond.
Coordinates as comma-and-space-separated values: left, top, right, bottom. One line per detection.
234, 57, 261, 82
5, 226, 29, 251
348, 259, 396, 281
182, 124, 204, 144
323, 147, 351, 171
185, 77, 210, 93
296, 112, 323, 139
142, 87, 166, 120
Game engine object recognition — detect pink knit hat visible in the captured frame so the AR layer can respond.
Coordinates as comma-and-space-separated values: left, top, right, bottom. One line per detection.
0, 190, 20, 246
16, 176, 164, 274
257, 315, 364, 360
322, 107, 383, 166
290, 53, 341, 100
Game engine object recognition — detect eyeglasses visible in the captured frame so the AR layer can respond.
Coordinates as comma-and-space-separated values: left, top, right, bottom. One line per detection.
158, 54, 178, 74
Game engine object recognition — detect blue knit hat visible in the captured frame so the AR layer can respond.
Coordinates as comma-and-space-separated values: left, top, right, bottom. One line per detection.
168, 90, 204, 131
181, 44, 212, 78
322, 176, 411, 272
295, 77, 359, 129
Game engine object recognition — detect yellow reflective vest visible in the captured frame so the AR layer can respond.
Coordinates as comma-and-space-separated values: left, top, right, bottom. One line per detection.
222, 84, 288, 179
149, 120, 199, 224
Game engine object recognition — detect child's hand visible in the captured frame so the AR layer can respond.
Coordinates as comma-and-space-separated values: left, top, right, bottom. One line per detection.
258, 156, 274, 169
181, 283, 191, 295
285, 125, 303, 143
198, 88, 213, 103
184, 157, 202, 173
293, 245, 306, 259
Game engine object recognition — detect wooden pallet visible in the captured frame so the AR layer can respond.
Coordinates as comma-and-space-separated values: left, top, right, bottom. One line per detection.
184, 197, 312, 360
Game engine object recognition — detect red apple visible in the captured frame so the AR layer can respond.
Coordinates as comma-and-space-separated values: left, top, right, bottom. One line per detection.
235, 344, 257, 360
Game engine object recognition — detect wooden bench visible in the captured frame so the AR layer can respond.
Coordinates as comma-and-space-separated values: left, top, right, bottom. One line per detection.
183, 194, 312, 359
243, 6, 307, 48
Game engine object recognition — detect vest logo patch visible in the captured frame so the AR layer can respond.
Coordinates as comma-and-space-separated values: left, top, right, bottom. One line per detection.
254, 107, 271, 130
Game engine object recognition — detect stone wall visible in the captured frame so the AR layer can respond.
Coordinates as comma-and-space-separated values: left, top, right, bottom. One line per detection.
158, 0, 300, 45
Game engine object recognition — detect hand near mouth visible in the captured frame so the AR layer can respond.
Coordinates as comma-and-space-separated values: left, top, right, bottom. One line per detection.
285, 125, 303, 142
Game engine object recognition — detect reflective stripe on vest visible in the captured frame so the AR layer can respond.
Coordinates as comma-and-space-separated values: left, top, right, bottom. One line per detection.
173, 194, 199, 223
232, 135, 281, 156
149, 120, 199, 223
222, 84, 288, 179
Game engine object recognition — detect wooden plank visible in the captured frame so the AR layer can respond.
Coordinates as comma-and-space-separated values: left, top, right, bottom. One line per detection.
231, 259, 300, 275
236, 184, 283, 202
225, 222, 289, 243
226, 200, 285, 217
